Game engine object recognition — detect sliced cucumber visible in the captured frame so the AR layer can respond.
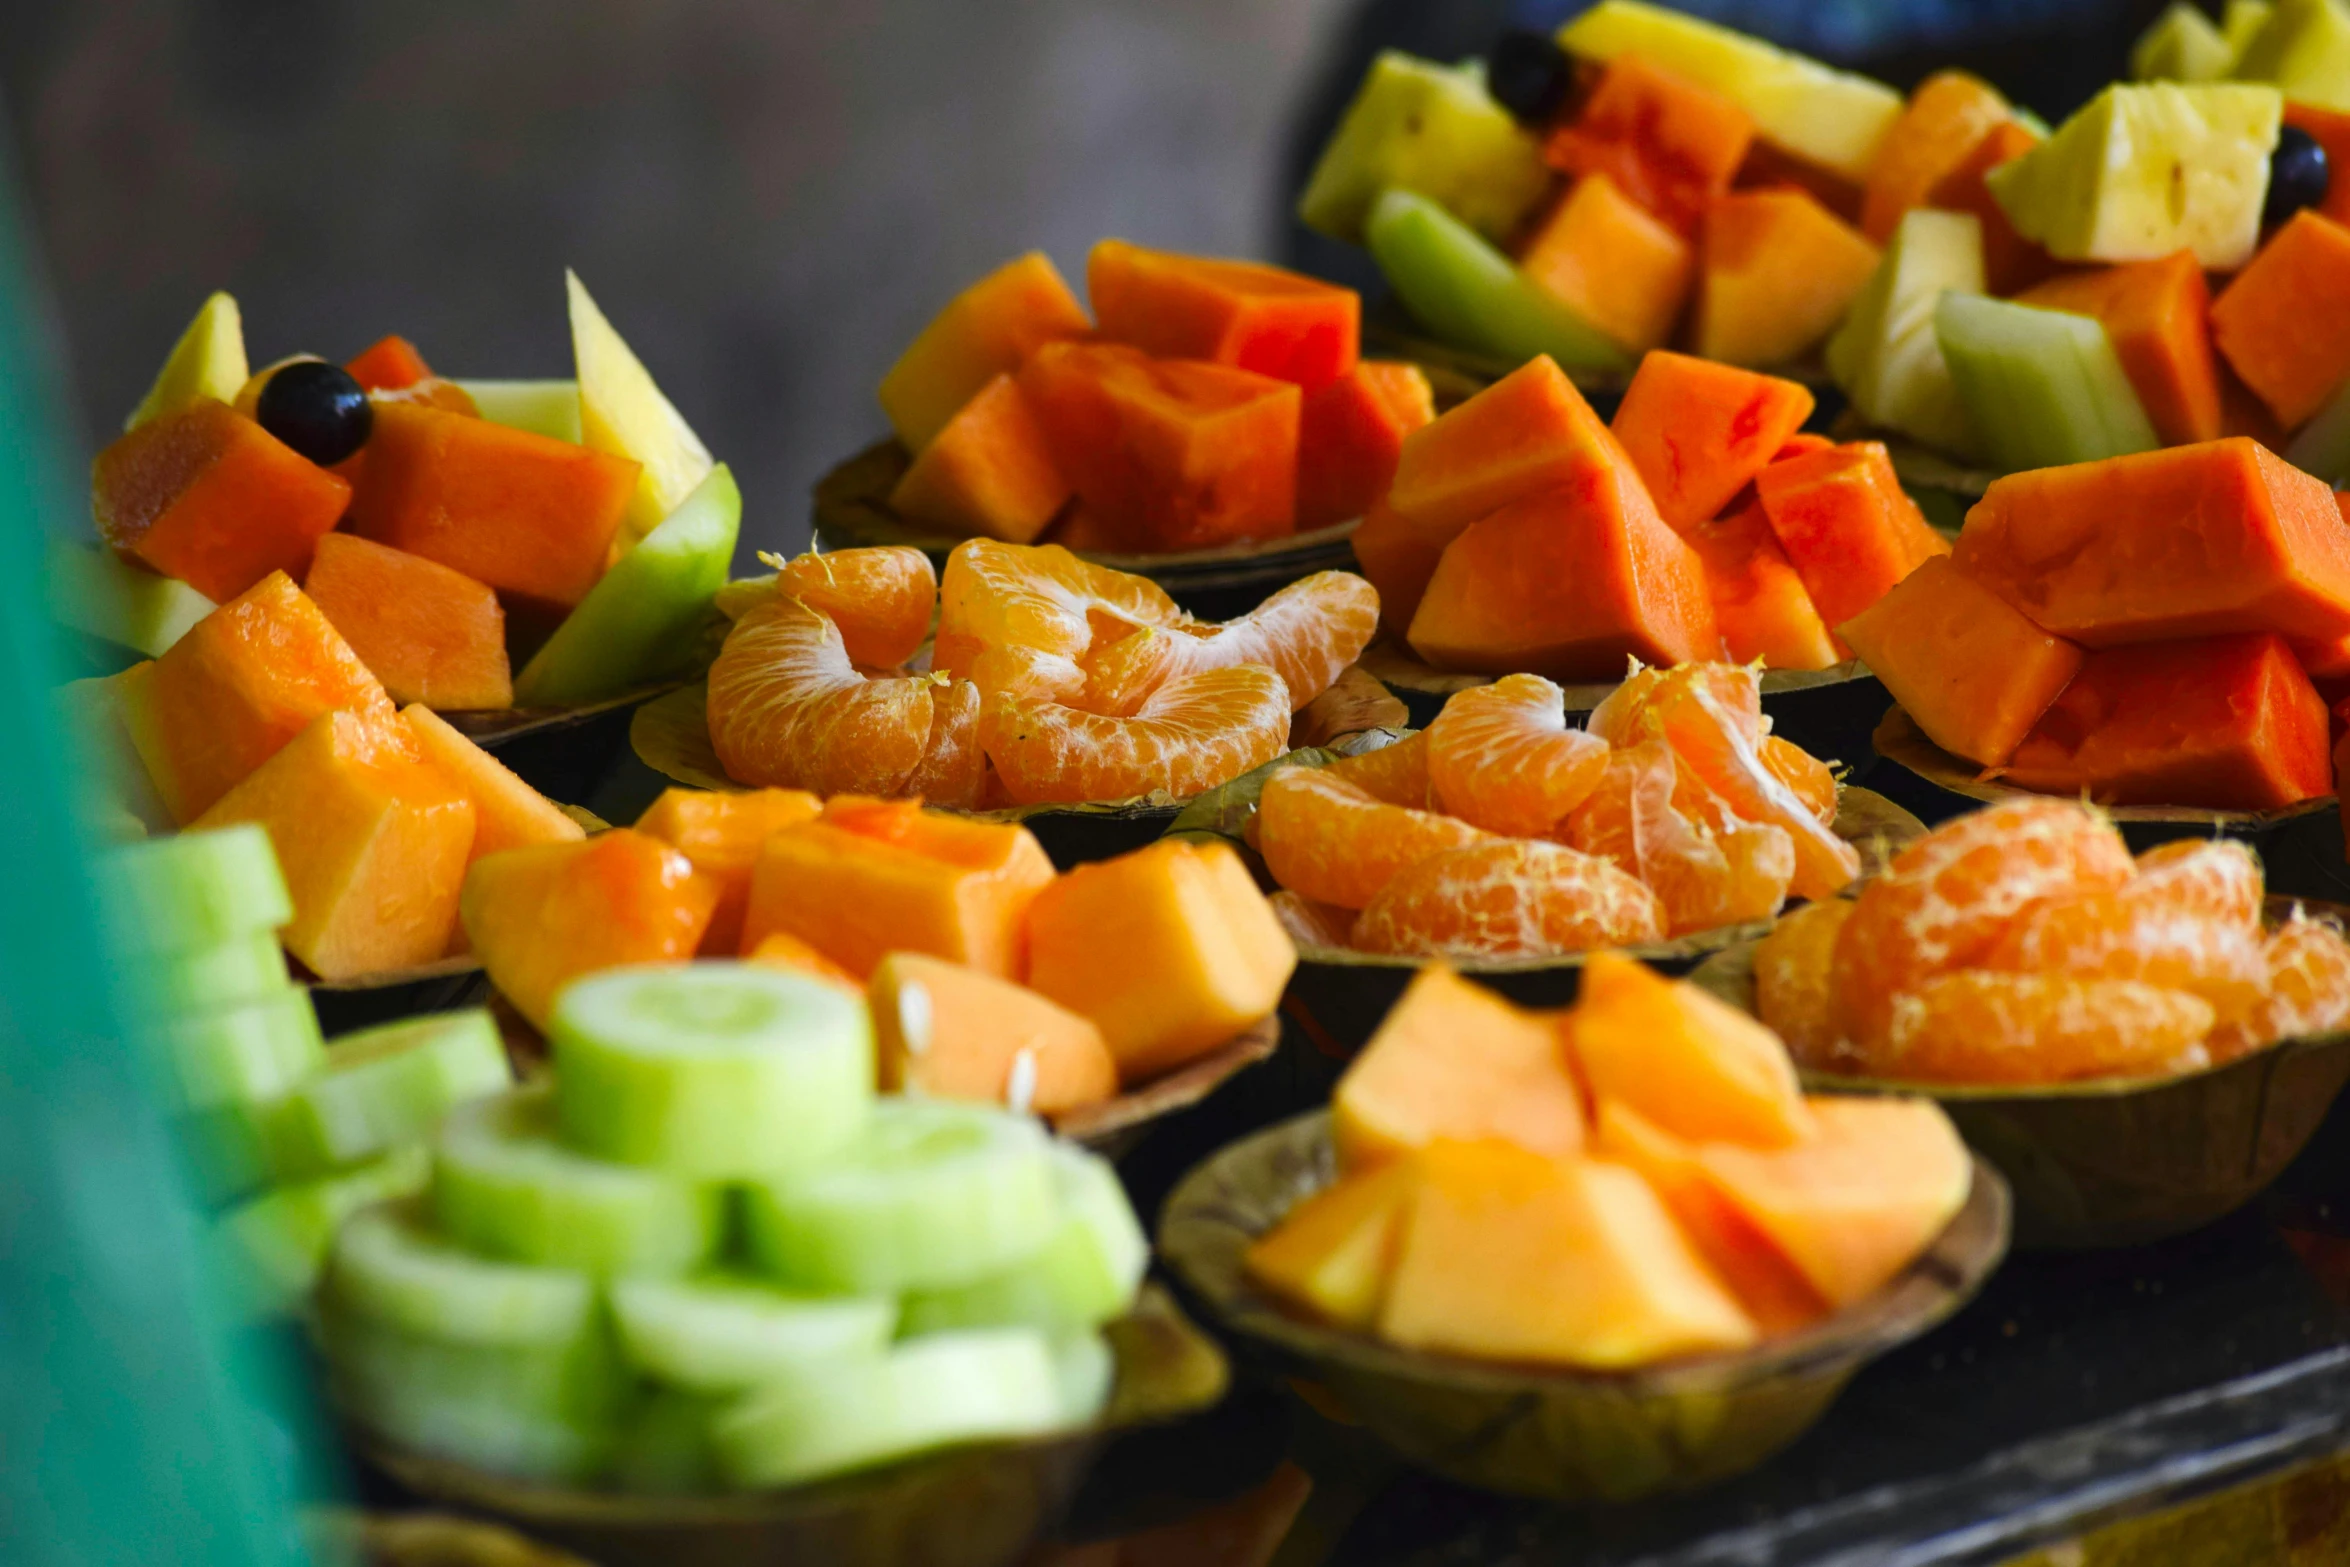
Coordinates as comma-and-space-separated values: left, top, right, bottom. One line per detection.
142, 931, 294, 1014
153, 987, 325, 1111
47, 538, 216, 658
899, 1144, 1146, 1335
325, 1199, 595, 1346
1048, 1330, 1115, 1426
455, 379, 584, 444
551, 962, 872, 1179
2288, 372, 2350, 485
433, 1086, 722, 1276
268, 1009, 511, 1180
615, 1389, 725, 1496
1363, 188, 1634, 372
741, 1099, 1061, 1295
101, 824, 292, 953
1935, 293, 2161, 472
211, 1145, 430, 1320
610, 1272, 896, 1393
711, 1329, 1068, 1491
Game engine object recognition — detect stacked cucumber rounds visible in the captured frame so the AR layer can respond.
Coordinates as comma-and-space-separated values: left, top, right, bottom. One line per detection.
320, 961, 1150, 1493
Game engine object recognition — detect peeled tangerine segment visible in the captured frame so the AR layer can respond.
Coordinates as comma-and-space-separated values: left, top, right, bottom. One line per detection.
1244, 1158, 1419, 1329
1333, 964, 1586, 1167
1753, 899, 1856, 1069
900, 1143, 1148, 1335
432, 1086, 723, 1276
871, 951, 1118, 1118
154, 986, 324, 1111
2212, 913, 2350, 1060
1352, 838, 1666, 960
1825, 207, 1987, 460
1886, 972, 2216, 1084
742, 1098, 1061, 1295
102, 823, 292, 953
327, 1199, 596, 1347
1424, 675, 1608, 836
981, 664, 1292, 806
936, 538, 1185, 706
1363, 188, 1631, 374
1934, 294, 2158, 473
1256, 764, 1485, 911
1079, 570, 1379, 716
213, 1144, 428, 1320
268, 1008, 513, 1181
552, 962, 873, 1179
776, 545, 937, 670
1568, 950, 1812, 1147
714, 1328, 1068, 1491
611, 1272, 897, 1394
1564, 738, 1795, 937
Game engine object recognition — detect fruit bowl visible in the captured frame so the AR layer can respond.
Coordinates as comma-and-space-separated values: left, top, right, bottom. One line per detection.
1690, 905, 2350, 1250
350, 1285, 1229, 1567
1158, 1111, 2008, 1503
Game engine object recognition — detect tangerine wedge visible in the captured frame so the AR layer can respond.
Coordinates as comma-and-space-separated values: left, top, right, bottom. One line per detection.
774, 545, 936, 669
2133, 838, 2265, 927
1352, 839, 1665, 960
1425, 675, 1610, 837
1753, 899, 1855, 1069
978, 665, 1289, 805
1882, 972, 2215, 1084
1588, 661, 1765, 751
1258, 764, 1488, 910
1563, 739, 1793, 936
1763, 736, 1838, 825
936, 539, 1185, 704
1322, 731, 1437, 809
1267, 889, 1359, 950
2209, 913, 2350, 1062
1079, 570, 1379, 715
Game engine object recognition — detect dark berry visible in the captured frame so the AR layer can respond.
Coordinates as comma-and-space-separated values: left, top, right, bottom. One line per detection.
1487, 29, 1573, 126
2265, 124, 2330, 228
255, 360, 372, 466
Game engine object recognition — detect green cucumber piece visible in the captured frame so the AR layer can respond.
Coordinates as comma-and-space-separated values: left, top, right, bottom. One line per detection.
741, 1099, 1060, 1295
102, 824, 292, 953
511, 463, 741, 707
1048, 1331, 1115, 1426
1363, 188, 1634, 373
268, 1009, 512, 1180
433, 1086, 722, 1275
712, 1329, 1068, 1490
615, 1390, 725, 1495
153, 987, 324, 1111
900, 1144, 1147, 1335
1826, 207, 1987, 460
456, 379, 584, 444
1297, 52, 1550, 246
1934, 293, 2161, 473
212, 1144, 430, 1320
551, 961, 872, 1179
326, 1199, 596, 1346
2288, 373, 2350, 485
143, 931, 294, 1014
610, 1272, 896, 1393
47, 538, 216, 658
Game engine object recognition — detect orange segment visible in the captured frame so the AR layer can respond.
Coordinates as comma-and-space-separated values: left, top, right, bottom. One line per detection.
1322, 730, 1437, 808
1752, 899, 1854, 1069
776, 546, 936, 669
979, 665, 1290, 805
1762, 735, 1837, 825
1257, 765, 1489, 910
936, 539, 1186, 704
2133, 837, 2265, 927
1564, 739, 1792, 936
1268, 889, 1359, 949
1425, 675, 1610, 836
1352, 839, 1665, 959
1078, 571, 1379, 715
1587, 661, 1765, 751
2209, 913, 2350, 1062
1882, 972, 2215, 1084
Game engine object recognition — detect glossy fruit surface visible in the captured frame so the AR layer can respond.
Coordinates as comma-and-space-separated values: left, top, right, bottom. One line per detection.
256, 360, 373, 467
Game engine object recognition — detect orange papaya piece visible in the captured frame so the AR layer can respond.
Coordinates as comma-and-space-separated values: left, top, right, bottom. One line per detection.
1610, 351, 1816, 532
1088, 239, 1360, 390
635, 785, 822, 956
886, 373, 1071, 544
1517, 173, 1695, 356
1733, 140, 1865, 222
1859, 71, 2015, 242
1683, 501, 1840, 670
400, 704, 583, 863
303, 533, 512, 711
2018, 253, 2223, 447
1693, 189, 1880, 370
1923, 119, 2057, 296
2211, 209, 2350, 430
1297, 361, 1435, 531
1542, 55, 1753, 234
1386, 355, 1618, 536
869, 951, 1118, 1116
1349, 497, 1448, 636
2300, 632, 2350, 679
92, 399, 352, 604
2287, 102, 2350, 227
344, 335, 434, 391
1754, 441, 1950, 632
879, 252, 1092, 451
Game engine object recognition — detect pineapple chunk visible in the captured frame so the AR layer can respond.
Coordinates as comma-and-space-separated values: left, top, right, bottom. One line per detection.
2226, 0, 2278, 62
1826, 208, 1986, 460
567, 270, 716, 549
126, 292, 247, 430
2132, 3, 2236, 80
2235, 0, 2350, 112
1297, 52, 1551, 248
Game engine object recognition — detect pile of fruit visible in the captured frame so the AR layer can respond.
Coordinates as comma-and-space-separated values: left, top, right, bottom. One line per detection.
876, 244, 1433, 552
1846, 437, 2350, 810
702, 540, 1379, 806
1257, 662, 1860, 959
463, 789, 1297, 1113
1755, 798, 2350, 1084
1356, 352, 1947, 676
316, 960, 1148, 1490
63, 275, 735, 711
1246, 955, 1972, 1364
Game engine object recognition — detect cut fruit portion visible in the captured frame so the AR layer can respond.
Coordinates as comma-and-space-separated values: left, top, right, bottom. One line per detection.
47, 539, 215, 658
263, 1008, 512, 1180
2229, 0, 2281, 59
936, 538, 1182, 705
611, 1272, 895, 1392
1255, 764, 1485, 910
152, 987, 324, 1112
1883, 972, 2216, 1083
1362, 189, 1632, 375
1543, 55, 1753, 234
886, 375, 1070, 545
513, 463, 741, 707
980, 665, 1292, 805
1824, 208, 1985, 460
1348, 498, 1447, 635
900, 1143, 1148, 1334
1515, 173, 1695, 357
879, 252, 1093, 452
2133, 2, 2236, 80
1296, 52, 1551, 247
1751, 898, 1854, 1068
1089, 239, 1359, 390
634, 786, 821, 955
1424, 674, 1608, 836
1567, 950, 1810, 1147
213, 1144, 429, 1320
1979, 848, 2264, 1022
457, 379, 583, 444
344, 335, 434, 391
433, 1086, 722, 1275
304, 534, 511, 711
1332, 964, 1587, 1166
1934, 294, 2160, 473
1025, 838, 1297, 1081
1837, 556, 2085, 769
1753, 441, 1950, 634
1387, 353, 1621, 535
100, 822, 292, 953
401, 705, 584, 863
745, 932, 863, 993
2211, 209, 2350, 430
140, 930, 289, 1014
741, 1099, 1059, 1293
2235, 0, 2350, 110
1296, 362, 1435, 531
871, 951, 1117, 1114
1611, 352, 1815, 533
2016, 252, 2223, 448
1078, 571, 1379, 716
326, 1200, 595, 1346
1860, 72, 2015, 241
1243, 1158, 1418, 1329
1564, 737, 1795, 935
567, 270, 715, 547
1683, 502, 1840, 671
1693, 189, 1880, 369
552, 962, 872, 1177
126, 291, 247, 428
1352, 838, 1666, 959
1926, 120, 2058, 298
779, 545, 938, 670
2211, 911, 2350, 1059
2285, 100, 2350, 225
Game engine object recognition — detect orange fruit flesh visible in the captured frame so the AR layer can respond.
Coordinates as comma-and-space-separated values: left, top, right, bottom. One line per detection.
1881, 971, 2215, 1084
1752, 899, 1855, 1070
2210, 914, 2350, 1061
979, 665, 1291, 805
777, 545, 938, 670
1978, 874, 2266, 1024
1079, 570, 1379, 716
937, 539, 1184, 704
1257, 765, 1487, 911
1352, 838, 1666, 960
1425, 674, 1610, 837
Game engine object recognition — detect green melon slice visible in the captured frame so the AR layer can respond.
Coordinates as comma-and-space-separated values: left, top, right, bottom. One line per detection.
1826, 207, 1988, 460
900, 1143, 1147, 1335
48, 539, 217, 658
1364, 188, 1633, 373
1935, 293, 2161, 472
1298, 52, 1550, 246
144, 931, 293, 1014
457, 379, 584, 444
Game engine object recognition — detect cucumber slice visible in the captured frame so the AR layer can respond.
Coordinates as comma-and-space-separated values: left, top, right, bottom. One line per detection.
101, 824, 292, 953
47, 538, 217, 658
1363, 188, 1634, 373
741, 1099, 1061, 1294
153, 987, 325, 1111
1048, 1331, 1115, 1426
142, 931, 294, 1014
212, 1144, 430, 1320
511, 464, 742, 708
2288, 373, 2350, 485
326, 1199, 595, 1346
433, 1086, 722, 1275
551, 962, 872, 1179
711, 1329, 1068, 1491
899, 1144, 1147, 1335
615, 1389, 724, 1496
610, 1272, 896, 1393
456, 379, 584, 444
269, 1009, 512, 1180
1935, 293, 2161, 472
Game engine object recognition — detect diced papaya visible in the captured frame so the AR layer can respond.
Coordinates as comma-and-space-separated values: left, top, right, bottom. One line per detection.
1243, 1159, 1419, 1329
1950, 438, 2350, 645
1858, 71, 2015, 242
741, 800, 1055, 981
2211, 209, 2350, 429
194, 707, 476, 980
1407, 455, 1721, 680
1542, 55, 1754, 234
1610, 351, 1816, 531
1755, 441, 1951, 632
1683, 502, 1841, 670
303, 533, 512, 711
2005, 631, 2333, 809
344, 335, 433, 391
1733, 141, 1866, 222
1773, 432, 1834, 462
1349, 498, 1448, 636
886, 373, 1071, 543
879, 252, 1093, 451
1024, 839, 1296, 1082
1378, 1141, 1757, 1367
1517, 173, 1696, 356
1696, 1096, 1972, 1309
91, 399, 352, 603
1044, 500, 1145, 555
459, 830, 720, 1030
1333, 965, 1586, 1169
2017, 253, 2223, 446
1923, 119, 2058, 296
1297, 361, 1436, 531
2286, 101, 2350, 226
1088, 239, 1360, 390
1837, 556, 2085, 768
869, 950, 1118, 1114
635, 785, 823, 955
400, 705, 584, 863
1566, 950, 1811, 1147
1693, 189, 1881, 369
117, 571, 393, 824
2300, 632, 2350, 678
344, 403, 640, 613
1387, 355, 1613, 535
745, 931, 862, 993
1019, 342, 1301, 550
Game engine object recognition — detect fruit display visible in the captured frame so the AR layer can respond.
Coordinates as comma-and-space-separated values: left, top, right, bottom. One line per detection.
1354, 352, 1943, 677
865, 243, 1433, 555
695, 539, 1378, 808
62, 275, 736, 713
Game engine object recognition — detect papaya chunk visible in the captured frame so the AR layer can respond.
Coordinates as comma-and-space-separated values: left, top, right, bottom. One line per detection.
344, 335, 434, 391
2211, 209, 2350, 430
1923, 119, 2057, 295
887, 373, 1071, 544
1754, 441, 1950, 632
1349, 498, 1448, 635
634, 785, 822, 956
1088, 239, 1359, 390
1542, 55, 1754, 234
1859, 71, 2015, 242
1611, 351, 1815, 532
1387, 355, 1618, 536
878, 252, 1091, 451
1566, 951, 1812, 1147
2017, 252, 2223, 447
303, 533, 511, 711
1517, 173, 1695, 357
1694, 189, 1881, 370
1297, 361, 1434, 531
1683, 501, 1840, 671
